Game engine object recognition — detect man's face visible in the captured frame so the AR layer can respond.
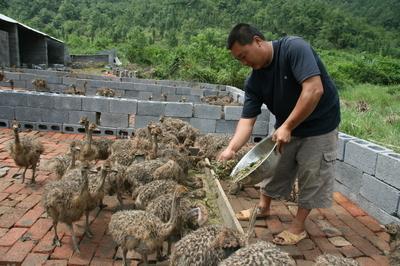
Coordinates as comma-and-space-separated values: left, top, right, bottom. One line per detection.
230, 37, 265, 70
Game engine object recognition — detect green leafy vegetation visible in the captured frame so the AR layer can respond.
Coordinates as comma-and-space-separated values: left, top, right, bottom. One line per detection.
2, 0, 400, 150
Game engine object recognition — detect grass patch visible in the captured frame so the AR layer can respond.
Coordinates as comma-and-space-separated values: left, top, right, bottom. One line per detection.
339, 83, 400, 152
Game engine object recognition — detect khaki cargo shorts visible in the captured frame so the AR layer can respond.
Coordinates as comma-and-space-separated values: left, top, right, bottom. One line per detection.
261, 129, 338, 209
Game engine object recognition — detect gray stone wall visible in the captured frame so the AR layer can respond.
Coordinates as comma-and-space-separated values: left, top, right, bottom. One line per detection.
0, 89, 269, 137
335, 132, 400, 224
0, 30, 10, 67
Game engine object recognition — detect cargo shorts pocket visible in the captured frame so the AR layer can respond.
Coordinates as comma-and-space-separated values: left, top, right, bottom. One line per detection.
319, 151, 336, 179
323, 151, 337, 164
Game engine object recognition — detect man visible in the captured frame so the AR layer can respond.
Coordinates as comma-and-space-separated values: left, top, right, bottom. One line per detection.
218, 23, 340, 245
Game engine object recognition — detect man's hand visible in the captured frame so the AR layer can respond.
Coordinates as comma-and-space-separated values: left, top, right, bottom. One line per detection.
272, 124, 292, 153
217, 148, 236, 161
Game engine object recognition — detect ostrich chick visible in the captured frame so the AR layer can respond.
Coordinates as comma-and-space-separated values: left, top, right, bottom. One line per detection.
78, 122, 99, 162
7, 120, 44, 183
42, 165, 92, 253
218, 241, 295, 266
314, 254, 359, 266
170, 205, 258, 266
109, 185, 188, 265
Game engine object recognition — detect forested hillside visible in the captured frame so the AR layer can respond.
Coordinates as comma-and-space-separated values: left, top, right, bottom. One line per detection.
2, 0, 400, 85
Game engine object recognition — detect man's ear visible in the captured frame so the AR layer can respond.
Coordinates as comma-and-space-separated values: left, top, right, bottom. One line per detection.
253, 35, 263, 45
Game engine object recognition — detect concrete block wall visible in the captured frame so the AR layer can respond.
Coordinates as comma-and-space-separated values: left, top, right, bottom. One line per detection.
334, 132, 400, 224
1, 70, 232, 103
0, 89, 269, 137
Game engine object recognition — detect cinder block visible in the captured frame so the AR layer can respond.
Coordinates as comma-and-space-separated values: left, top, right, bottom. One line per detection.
82, 96, 110, 112
189, 118, 216, 133
376, 152, 400, 189
268, 122, 275, 135
19, 121, 38, 131
0, 80, 27, 89
335, 161, 363, 193
215, 120, 237, 134
134, 83, 162, 94
41, 109, 69, 123
164, 102, 193, 117
0, 91, 28, 106
125, 90, 139, 98
251, 135, 265, 143
119, 82, 134, 90
161, 86, 176, 95
194, 104, 221, 119
62, 123, 85, 134
356, 193, 400, 225
68, 111, 96, 124
135, 115, 160, 129
46, 83, 67, 93
176, 87, 192, 95
257, 107, 270, 122
90, 80, 119, 89
45, 75, 62, 84
203, 89, 218, 97
109, 98, 137, 114
27, 93, 55, 109
96, 126, 117, 136
117, 128, 135, 138
138, 91, 153, 100
187, 95, 201, 103
333, 180, 358, 203
0, 119, 10, 128
224, 106, 242, 120
191, 88, 204, 96
253, 121, 269, 135
85, 87, 97, 96
15, 107, 42, 122
137, 101, 166, 116
269, 113, 276, 125
344, 140, 391, 175
53, 95, 82, 110
3, 72, 20, 80
37, 122, 62, 132
360, 173, 400, 215
0, 106, 14, 119
100, 113, 129, 128
337, 133, 355, 161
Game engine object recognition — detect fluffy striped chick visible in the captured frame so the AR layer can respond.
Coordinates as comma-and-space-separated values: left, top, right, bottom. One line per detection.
133, 179, 179, 209
109, 185, 188, 266
169, 224, 245, 266
43, 141, 80, 179
218, 241, 295, 266
7, 120, 44, 183
170, 204, 259, 266
314, 254, 359, 266
146, 194, 208, 254
42, 164, 92, 253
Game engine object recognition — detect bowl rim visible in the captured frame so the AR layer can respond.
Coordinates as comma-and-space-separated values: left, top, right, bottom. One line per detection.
230, 136, 278, 183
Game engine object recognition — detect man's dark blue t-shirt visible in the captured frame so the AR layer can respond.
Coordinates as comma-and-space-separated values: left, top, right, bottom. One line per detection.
241, 36, 340, 137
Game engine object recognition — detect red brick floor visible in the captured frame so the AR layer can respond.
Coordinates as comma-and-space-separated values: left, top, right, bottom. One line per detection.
0, 128, 136, 265
0, 128, 391, 265
225, 183, 390, 266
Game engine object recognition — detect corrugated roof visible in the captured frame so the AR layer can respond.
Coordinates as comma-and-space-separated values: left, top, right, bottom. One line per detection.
0, 13, 64, 43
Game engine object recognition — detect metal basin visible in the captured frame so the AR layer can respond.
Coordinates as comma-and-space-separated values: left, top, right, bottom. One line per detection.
230, 136, 280, 185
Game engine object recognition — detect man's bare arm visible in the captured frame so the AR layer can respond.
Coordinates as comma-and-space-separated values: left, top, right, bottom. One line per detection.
218, 117, 257, 161
273, 75, 324, 152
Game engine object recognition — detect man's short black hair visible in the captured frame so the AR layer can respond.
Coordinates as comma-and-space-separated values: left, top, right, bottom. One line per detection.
227, 23, 265, 49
